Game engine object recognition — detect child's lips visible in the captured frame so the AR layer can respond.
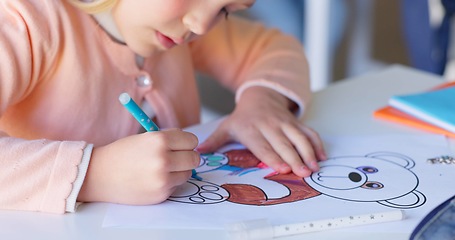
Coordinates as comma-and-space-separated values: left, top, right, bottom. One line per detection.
156, 31, 177, 49
171, 37, 185, 44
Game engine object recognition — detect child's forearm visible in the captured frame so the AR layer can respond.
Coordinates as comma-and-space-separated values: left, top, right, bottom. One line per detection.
236, 86, 301, 115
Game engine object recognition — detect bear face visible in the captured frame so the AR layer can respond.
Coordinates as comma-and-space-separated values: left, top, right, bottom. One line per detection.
306, 156, 419, 202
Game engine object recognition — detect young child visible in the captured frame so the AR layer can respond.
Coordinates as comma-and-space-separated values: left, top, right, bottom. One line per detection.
0, 0, 326, 213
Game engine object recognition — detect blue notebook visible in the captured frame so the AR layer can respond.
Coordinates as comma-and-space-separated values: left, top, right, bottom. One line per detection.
388, 86, 455, 133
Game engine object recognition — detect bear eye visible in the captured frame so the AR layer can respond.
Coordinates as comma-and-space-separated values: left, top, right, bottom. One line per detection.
357, 166, 378, 174
362, 181, 384, 189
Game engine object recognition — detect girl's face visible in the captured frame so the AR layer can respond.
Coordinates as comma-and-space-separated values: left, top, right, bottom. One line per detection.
112, 0, 255, 57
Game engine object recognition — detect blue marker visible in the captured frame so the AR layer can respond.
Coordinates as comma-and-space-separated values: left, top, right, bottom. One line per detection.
191, 170, 203, 181
118, 92, 202, 180
118, 92, 159, 132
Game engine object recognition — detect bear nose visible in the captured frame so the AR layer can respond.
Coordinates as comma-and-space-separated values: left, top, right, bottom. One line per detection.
348, 172, 362, 182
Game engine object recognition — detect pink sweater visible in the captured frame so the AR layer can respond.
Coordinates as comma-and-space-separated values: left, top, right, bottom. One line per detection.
0, 0, 310, 213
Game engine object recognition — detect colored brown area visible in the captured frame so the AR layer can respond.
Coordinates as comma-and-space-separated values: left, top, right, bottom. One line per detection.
224, 149, 261, 168
223, 173, 320, 206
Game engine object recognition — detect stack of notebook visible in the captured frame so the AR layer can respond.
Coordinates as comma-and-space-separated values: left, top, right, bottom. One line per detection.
373, 81, 455, 138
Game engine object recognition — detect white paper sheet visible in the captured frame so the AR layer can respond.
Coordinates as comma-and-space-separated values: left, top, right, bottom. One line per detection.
103, 120, 455, 235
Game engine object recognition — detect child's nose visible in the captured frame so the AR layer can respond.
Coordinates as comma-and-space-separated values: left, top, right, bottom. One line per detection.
183, 13, 217, 35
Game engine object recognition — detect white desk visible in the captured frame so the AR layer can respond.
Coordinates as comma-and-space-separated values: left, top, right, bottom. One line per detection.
305, 64, 454, 149
1, 65, 452, 240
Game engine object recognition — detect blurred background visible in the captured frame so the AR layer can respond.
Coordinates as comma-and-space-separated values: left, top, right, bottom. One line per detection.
198, 0, 454, 123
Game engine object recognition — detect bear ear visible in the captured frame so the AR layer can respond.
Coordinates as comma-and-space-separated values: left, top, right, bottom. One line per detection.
377, 190, 426, 209
365, 151, 415, 169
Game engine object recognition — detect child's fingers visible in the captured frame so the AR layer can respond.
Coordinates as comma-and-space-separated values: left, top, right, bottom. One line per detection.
149, 129, 199, 150
263, 128, 314, 177
167, 150, 201, 172
299, 125, 327, 160
282, 125, 320, 173
241, 133, 293, 175
141, 171, 193, 203
169, 170, 194, 187
196, 125, 230, 153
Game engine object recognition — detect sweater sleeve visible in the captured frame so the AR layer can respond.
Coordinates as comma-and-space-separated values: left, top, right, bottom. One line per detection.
0, 132, 87, 213
0, 1, 57, 112
0, 1, 88, 213
189, 15, 311, 118
66, 144, 92, 213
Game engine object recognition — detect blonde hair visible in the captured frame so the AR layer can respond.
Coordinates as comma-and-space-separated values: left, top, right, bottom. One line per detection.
66, 0, 118, 14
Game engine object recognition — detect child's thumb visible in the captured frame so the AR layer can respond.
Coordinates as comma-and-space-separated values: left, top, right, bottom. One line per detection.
195, 127, 230, 153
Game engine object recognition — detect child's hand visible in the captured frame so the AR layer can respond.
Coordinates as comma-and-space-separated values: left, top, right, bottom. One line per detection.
78, 128, 199, 205
197, 88, 326, 178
